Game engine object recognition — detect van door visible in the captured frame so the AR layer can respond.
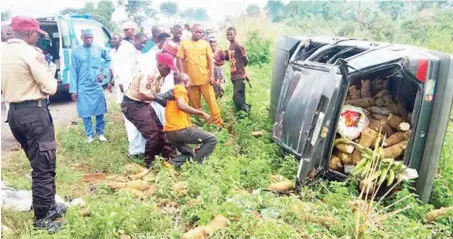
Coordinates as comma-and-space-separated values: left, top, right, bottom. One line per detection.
272, 62, 346, 184
56, 16, 72, 90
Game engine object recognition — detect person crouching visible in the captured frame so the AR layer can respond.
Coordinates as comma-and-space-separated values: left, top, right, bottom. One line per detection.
164, 73, 217, 167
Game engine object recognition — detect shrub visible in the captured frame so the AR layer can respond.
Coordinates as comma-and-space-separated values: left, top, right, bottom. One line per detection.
245, 31, 271, 66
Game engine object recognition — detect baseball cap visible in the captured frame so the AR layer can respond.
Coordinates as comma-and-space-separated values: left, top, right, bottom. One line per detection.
11, 16, 47, 35
156, 52, 177, 72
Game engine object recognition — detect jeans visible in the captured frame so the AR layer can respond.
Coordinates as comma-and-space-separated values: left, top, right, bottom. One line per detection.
165, 126, 217, 167
232, 78, 250, 112
82, 114, 105, 137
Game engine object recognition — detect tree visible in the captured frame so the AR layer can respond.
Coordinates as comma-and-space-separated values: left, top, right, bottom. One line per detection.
59, 1, 114, 31
246, 4, 261, 17
378, 1, 406, 20
265, 0, 285, 22
180, 8, 208, 21
126, 0, 151, 16
1, 11, 11, 21
160, 2, 178, 19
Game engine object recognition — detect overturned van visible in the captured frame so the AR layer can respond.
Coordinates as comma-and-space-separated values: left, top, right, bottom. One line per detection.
270, 36, 453, 202
36, 14, 112, 94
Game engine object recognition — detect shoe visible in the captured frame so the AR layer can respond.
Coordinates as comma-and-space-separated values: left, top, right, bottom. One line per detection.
46, 203, 67, 221
98, 135, 107, 142
87, 136, 94, 143
34, 218, 64, 233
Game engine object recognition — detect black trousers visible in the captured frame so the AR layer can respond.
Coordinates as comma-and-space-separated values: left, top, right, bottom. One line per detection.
232, 78, 249, 111
8, 100, 56, 220
165, 126, 217, 167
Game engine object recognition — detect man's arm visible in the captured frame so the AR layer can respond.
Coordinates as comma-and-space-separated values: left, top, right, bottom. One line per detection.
176, 97, 210, 122
240, 45, 249, 66
69, 53, 78, 95
206, 44, 215, 84
176, 57, 185, 74
176, 42, 185, 73
28, 51, 57, 96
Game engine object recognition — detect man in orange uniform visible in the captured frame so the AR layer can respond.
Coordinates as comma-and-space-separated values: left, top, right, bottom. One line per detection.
164, 73, 217, 168
176, 24, 223, 126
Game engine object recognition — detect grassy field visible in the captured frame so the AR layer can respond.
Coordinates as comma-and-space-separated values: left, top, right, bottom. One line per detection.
1, 62, 452, 238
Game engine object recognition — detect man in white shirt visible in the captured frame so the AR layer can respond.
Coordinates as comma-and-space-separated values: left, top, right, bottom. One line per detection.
181, 23, 191, 41
110, 33, 146, 156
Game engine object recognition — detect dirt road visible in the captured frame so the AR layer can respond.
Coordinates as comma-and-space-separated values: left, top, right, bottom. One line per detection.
1, 90, 116, 152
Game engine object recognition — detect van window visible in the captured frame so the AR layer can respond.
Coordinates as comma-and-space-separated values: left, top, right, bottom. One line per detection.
71, 19, 110, 48
57, 18, 71, 48
308, 46, 365, 64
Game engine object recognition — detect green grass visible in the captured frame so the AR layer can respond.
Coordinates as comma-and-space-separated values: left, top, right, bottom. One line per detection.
2, 64, 452, 238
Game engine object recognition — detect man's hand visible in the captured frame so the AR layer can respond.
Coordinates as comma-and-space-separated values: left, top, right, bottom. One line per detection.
201, 112, 212, 124
71, 93, 78, 101
107, 83, 113, 93
97, 74, 106, 82
119, 84, 124, 93
210, 77, 216, 85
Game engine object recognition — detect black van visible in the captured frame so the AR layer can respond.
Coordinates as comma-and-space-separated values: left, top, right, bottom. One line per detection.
270, 36, 453, 202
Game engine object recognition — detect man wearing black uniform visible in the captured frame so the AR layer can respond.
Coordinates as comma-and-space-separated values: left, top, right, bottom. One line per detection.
1, 16, 66, 233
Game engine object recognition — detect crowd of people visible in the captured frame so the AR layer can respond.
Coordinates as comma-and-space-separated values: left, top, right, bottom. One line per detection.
1, 16, 250, 233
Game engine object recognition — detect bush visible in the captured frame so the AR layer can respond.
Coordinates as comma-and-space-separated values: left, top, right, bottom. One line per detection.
245, 31, 271, 66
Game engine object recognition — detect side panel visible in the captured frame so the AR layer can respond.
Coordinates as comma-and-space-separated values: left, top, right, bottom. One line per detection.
270, 36, 300, 121
416, 54, 453, 202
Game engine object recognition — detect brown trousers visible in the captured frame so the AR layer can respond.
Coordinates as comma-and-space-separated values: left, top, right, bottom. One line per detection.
121, 97, 177, 166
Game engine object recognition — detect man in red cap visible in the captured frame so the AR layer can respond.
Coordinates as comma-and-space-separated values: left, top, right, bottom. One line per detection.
1, 16, 66, 233
151, 52, 177, 125
122, 50, 178, 167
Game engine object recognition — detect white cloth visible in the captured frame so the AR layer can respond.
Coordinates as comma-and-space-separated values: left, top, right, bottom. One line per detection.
123, 114, 146, 155
151, 72, 175, 125
110, 40, 138, 104
111, 41, 146, 155
182, 29, 191, 41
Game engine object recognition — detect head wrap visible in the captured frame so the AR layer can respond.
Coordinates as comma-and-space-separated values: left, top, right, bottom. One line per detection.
81, 29, 93, 37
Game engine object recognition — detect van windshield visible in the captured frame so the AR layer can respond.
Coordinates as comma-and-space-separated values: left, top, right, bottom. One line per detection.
71, 19, 110, 48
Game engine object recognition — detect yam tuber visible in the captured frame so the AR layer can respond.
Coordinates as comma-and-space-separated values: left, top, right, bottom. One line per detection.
121, 188, 146, 199
344, 97, 374, 108
360, 80, 372, 98
374, 89, 390, 99
352, 149, 362, 165
425, 206, 453, 222
375, 95, 394, 107
382, 141, 407, 158
385, 131, 411, 147
387, 103, 401, 116
335, 143, 354, 154
398, 122, 410, 132
127, 180, 151, 191
372, 79, 388, 93
397, 102, 409, 121
371, 113, 387, 120
108, 182, 126, 190
335, 150, 353, 165
369, 119, 394, 136
329, 155, 343, 171
368, 106, 390, 116
371, 132, 387, 148
130, 169, 151, 180
387, 114, 403, 129
267, 180, 294, 193
205, 215, 230, 233
348, 85, 361, 100
173, 182, 188, 197
180, 227, 208, 239
358, 127, 379, 148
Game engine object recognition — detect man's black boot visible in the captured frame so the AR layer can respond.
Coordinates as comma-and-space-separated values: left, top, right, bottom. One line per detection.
34, 218, 64, 234
46, 203, 67, 221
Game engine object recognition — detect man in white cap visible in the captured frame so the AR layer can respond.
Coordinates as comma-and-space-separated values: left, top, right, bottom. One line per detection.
122, 21, 136, 43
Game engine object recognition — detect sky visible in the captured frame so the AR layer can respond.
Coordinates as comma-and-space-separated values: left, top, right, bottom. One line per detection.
1, 0, 272, 22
